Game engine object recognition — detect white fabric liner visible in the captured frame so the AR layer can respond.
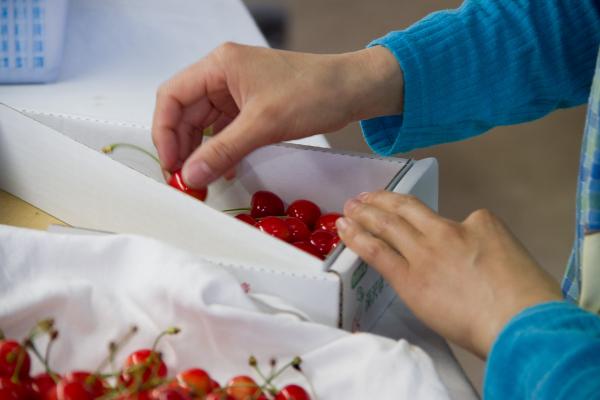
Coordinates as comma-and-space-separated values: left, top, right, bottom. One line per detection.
0, 225, 451, 399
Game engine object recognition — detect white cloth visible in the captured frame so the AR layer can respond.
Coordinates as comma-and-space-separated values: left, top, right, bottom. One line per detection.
0, 225, 450, 399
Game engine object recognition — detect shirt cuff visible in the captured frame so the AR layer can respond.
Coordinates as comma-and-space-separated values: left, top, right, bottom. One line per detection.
484, 301, 600, 399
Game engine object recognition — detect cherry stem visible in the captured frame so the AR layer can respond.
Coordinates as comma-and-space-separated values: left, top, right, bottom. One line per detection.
151, 326, 180, 353
95, 325, 138, 376
26, 340, 58, 383
117, 326, 180, 393
0, 329, 4, 340
102, 143, 160, 165
10, 346, 27, 384
264, 356, 302, 387
222, 207, 251, 213
44, 330, 60, 383
269, 358, 277, 380
248, 355, 270, 385
18, 318, 57, 383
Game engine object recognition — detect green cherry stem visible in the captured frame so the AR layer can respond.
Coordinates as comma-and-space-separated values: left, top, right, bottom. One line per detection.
94, 325, 138, 377
44, 330, 61, 383
264, 356, 302, 387
10, 347, 27, 384
248, 355, 270, 384
222, 207, 251, 213
102, 143, 160, 165
101, 124, 213, 166
19, 318, 57, 383
151, 326, 180, 353
125, 326, 180, 392
26, 340, 58, 384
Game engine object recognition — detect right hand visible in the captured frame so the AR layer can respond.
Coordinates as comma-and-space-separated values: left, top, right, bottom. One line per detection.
337, 192, 563, 358
152, 43, 403, 188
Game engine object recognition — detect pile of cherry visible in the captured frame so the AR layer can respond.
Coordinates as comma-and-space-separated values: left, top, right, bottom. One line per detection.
229, 191, 341, 260
0, 319, 311, 400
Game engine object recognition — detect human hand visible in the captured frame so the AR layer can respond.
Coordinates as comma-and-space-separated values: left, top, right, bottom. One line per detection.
152, 43, 402, 188
336, 191, 562, 358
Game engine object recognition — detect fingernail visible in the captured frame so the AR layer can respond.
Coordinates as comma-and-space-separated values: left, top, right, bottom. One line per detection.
336, 217, 349, 232
357, 192, 369, 201
183, 161, 215, 187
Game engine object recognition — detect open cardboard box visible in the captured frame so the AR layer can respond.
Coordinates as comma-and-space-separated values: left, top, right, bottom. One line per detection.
0, 104, 437, 331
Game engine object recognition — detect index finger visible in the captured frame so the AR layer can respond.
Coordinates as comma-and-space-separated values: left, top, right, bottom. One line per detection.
152, 59, 213, 171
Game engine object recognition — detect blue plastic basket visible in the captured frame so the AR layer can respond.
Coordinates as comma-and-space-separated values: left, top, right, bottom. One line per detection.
0, 0, 69, 83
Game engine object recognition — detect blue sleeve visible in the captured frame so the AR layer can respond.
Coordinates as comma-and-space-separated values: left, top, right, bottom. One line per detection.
360, 0, 600, 155
484, 301, 600, 399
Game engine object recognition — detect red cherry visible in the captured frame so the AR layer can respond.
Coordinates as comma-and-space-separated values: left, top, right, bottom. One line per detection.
174, 368, 212, 396
256, 217, 290, 242
205, 393, 234, 400
310, 230, 335, 256
235, 214, 256, 226
121, 349, 167, 387
168, 169, 208, 201
0, 376, 34, 399
293, 241, 324, 260
274, 384, 311, 400
56, 372, 106, 400
226, 376, 262, 400
31, 373, 60, 399
150, 386, 191, 400
315, 213, 342, 234
116, 391, 151, 400
209, 379, 221, 392
331, 234, 340, 250
286, 200, 321, 229
0, 340, 31, 380
251, 191, 284, 218
285, 217, 311, 242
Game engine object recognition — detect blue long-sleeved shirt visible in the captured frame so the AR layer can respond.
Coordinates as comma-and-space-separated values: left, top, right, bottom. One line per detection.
361, 0, 600, 155
485, 301, 600, 399
360, 1, 600, 398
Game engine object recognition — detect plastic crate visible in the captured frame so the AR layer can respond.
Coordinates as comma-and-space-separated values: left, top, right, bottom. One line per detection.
0, 0, 69, 83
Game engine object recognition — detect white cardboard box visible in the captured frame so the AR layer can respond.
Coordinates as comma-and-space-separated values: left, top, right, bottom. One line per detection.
0, 104, 438, 331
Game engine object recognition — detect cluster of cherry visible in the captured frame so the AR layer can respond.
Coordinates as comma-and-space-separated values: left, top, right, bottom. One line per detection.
230, 191, 341, 260
0, 320, 311, 400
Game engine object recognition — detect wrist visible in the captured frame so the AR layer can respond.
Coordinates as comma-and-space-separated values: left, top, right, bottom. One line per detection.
476, 288, 562, 358
338, 46, 404, 122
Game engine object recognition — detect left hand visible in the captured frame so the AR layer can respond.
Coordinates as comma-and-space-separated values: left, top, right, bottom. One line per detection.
336, 191, 562, 358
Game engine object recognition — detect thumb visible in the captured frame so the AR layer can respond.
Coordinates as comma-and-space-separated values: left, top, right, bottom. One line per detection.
181, 111, 263, 188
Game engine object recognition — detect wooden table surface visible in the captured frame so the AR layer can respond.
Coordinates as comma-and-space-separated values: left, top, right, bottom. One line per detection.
0, 190, 66, 230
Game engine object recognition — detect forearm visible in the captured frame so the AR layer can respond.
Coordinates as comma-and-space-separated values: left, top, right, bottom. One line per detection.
484, 301, 600, 399
338, 47, 404, 122
361, 0, 600, 155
